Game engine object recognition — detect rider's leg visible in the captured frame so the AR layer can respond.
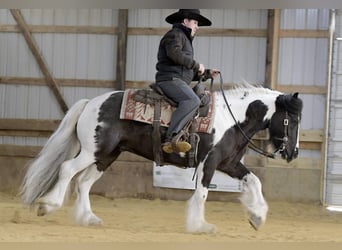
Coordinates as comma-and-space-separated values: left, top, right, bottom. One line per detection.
157, 79, 200, 153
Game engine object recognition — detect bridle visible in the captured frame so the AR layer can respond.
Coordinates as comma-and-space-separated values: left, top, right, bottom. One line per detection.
271, 111, 290, 155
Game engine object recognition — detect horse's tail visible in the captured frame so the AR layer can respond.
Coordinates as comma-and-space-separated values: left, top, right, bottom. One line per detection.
20, 99, 89, 206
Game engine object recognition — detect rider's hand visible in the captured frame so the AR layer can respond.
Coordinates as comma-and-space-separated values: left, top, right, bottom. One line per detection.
210, 69, 220, 79
201, 69, 220, 81
198, 64, 205, 75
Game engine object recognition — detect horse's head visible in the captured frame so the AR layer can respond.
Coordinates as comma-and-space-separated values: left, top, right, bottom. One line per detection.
269, 93, 303, 162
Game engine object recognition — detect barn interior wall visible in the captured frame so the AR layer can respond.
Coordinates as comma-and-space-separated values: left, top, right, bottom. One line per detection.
0, 9, 330, 203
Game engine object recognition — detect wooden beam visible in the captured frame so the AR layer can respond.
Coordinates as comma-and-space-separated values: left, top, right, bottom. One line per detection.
265, 9, 280, 90
0, 25, 267, 37
0, 24, 329, 38
197, 28, 267, 37
129, 27, 267, 37
0, 130, 52, 137
0, 144, 41, 158
279, 29, 329, 38
0, 118, 59, 131
253, 129, 323, 142
29, 25, 117, 35
252, 129, 323, 150
0, 76, 115, 88
0, 24, 118, 35
275, 84, 327, 95
0, 118, 59, 137
245, 155, 321, 170
299, 142, 321, 150
10, 9, 68, 113
116, 9, 128, 90
0, 145, 149, 161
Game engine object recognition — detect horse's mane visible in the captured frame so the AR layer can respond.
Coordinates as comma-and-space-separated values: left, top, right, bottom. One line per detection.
222, 82, 281, 97
218, 82, 302, 116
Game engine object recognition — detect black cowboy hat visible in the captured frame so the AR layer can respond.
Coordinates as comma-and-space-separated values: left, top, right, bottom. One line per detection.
165, 9, 212, 26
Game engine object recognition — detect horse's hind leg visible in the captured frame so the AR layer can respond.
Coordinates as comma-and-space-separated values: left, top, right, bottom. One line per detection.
72, 164, 103, 226
37, 150, 95, 216
72, 148, 121, 226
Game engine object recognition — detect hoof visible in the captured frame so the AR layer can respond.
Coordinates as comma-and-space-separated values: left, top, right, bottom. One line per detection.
88, 215, 103, 226
201, 222, 217, 234
37, 204, 48, 216
248, 214, 263, 231
186, 222, 217, 234
36, 202, 58, 216
74, 211, 104, 226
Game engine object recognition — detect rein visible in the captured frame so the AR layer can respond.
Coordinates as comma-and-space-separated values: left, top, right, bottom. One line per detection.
216, 72, 276, 159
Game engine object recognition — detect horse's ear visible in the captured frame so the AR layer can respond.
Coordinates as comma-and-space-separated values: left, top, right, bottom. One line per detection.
293, 92, 299, 98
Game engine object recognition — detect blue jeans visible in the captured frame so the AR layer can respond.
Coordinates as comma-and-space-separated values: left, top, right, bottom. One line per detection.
157, 78, 201, 139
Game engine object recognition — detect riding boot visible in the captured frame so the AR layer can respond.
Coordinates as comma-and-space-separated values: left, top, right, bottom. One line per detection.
162, 133, 191, 154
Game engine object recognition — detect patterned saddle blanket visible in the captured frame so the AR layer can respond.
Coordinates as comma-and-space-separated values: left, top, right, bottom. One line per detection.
119, 89, 216, 134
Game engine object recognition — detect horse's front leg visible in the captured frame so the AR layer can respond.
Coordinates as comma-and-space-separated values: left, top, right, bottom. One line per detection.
219, 161, 268, 230
186, 162, 217, 234
239, 167, 268, 230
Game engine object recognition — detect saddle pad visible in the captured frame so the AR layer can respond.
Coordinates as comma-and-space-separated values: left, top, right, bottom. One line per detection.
120, 89, 215, 134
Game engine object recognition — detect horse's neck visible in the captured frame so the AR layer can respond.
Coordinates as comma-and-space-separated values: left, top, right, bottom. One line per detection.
222, 88, 279, 121
213, 88, 280, 144
240, 119, 267, 137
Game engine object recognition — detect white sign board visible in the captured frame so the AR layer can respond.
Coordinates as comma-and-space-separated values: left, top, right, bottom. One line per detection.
153, 164, 242, 192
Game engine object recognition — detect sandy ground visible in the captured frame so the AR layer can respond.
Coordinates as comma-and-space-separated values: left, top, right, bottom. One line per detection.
0, 191, 341, 242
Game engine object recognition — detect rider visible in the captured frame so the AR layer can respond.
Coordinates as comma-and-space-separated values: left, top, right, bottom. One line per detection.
155, 9, 218, 154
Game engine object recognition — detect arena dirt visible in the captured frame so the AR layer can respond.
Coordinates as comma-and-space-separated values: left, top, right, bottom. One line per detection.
0, 191, 341, 242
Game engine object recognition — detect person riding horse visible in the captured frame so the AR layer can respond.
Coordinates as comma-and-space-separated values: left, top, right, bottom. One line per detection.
155, 9, 219, 154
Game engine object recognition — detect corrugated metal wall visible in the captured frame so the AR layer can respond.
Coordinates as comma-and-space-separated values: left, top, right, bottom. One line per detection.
0, 9, 269, 146
0, 9, 118, 146
127, 9, 267, 83
278, 9, 330, 160
0, 9, 118, 117
193, 9, 267, 84
326, 9, 342, 206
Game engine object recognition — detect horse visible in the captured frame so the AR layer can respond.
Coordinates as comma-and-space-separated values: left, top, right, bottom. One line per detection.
20, 83, 303, 233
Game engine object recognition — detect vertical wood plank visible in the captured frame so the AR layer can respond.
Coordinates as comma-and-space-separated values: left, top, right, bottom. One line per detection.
116, 9, 128, 90
265, 9, 280, 89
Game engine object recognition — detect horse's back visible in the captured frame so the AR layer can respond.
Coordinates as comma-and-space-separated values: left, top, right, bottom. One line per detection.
76, 91, 124, 151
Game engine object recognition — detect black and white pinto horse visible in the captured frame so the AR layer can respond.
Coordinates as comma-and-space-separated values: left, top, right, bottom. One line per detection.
20, 84, 302, 233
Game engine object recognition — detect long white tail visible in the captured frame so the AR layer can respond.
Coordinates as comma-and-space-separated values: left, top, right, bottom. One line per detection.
20, 99, 89, 206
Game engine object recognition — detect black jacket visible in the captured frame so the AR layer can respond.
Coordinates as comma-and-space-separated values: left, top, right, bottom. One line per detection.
155, 23, 200, 84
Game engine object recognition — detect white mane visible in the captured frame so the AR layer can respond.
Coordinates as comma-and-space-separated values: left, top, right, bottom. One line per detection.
223, 83, 281, 99
212, 83, 282, 144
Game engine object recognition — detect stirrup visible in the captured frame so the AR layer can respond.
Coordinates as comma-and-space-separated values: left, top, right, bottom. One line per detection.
162, 131, 191, 153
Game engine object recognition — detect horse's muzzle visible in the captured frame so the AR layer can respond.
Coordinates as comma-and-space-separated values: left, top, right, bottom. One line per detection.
281, 147, 298, 162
